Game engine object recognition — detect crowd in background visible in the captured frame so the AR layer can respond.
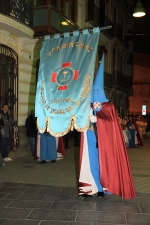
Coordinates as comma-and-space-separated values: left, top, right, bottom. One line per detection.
1, 106, 150, 168
118, 114, 150, 149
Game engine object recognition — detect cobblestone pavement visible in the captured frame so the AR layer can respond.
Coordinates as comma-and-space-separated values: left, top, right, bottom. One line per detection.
0, 132, 150, 225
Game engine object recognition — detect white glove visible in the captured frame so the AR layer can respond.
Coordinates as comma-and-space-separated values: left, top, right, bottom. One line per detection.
90, 108, 97, 123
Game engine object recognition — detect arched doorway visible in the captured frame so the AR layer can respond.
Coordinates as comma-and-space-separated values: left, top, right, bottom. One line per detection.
0, 44, 18, 120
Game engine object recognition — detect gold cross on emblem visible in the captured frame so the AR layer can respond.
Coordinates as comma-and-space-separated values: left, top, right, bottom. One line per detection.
62, 71, 68, 82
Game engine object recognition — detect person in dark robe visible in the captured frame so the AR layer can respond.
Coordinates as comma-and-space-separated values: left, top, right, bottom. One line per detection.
25, 110, 37, 156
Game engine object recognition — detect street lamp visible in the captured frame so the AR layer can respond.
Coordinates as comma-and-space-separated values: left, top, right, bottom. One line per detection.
133, 0, 146, 17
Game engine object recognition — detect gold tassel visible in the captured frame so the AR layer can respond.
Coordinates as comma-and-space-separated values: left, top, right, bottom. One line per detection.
71, 119, 74, 131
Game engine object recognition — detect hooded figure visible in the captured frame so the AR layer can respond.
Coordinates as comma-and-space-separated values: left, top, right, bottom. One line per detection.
91, 54, 109, 112
78, 54, 136, 199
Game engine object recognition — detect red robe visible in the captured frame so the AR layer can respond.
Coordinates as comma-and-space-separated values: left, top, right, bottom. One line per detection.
96, 102, 136, 199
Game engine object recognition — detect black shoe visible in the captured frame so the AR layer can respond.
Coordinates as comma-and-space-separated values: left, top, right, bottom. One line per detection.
79, 194, 92, 197
52, 160, 56, 163
39, 160, 46, 164
97, 192, 105, 197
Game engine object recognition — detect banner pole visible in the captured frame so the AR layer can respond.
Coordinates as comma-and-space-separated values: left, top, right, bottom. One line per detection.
38, 26, 112, 39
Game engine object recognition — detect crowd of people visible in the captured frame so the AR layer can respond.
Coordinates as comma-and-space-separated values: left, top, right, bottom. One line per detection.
119, 114, 149, 149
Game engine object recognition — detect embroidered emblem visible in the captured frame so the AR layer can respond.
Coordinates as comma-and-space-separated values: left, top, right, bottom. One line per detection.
93, 101, 101, 109
51, 62, 79, 90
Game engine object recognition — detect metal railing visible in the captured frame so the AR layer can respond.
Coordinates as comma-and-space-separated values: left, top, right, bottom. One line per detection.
104, 72, 112, 89
33, 5, 79, 36
101, 16, 113, 39
85, 3, 113, 39
0, 0, 33, 27
113, 22, 123, 42
112, 71, 132, 90
12, 122, 19, 149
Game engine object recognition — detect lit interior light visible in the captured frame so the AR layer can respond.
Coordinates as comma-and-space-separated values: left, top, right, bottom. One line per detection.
133, 0, 146, 17
61, 21, 68, 25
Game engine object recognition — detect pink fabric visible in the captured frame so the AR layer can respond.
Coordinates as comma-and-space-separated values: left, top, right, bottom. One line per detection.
57, 137, 65, 156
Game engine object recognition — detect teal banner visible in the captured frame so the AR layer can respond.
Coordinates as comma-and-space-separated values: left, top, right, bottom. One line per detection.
35, 28, 100, 136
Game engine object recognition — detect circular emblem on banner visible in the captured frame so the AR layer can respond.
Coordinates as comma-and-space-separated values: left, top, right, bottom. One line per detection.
93, 101, 101, 109
57, 67, 73, 86
51, 62, 79, 91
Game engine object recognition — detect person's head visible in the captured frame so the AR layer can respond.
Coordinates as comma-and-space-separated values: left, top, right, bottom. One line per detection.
137, 115, 141, 121
30, 110, 35, 117
118, 115, 121, 119
124, 125, 128, 130
123, 115, 127, 120
2, 104, 9, 114
122, 125, 126, 130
